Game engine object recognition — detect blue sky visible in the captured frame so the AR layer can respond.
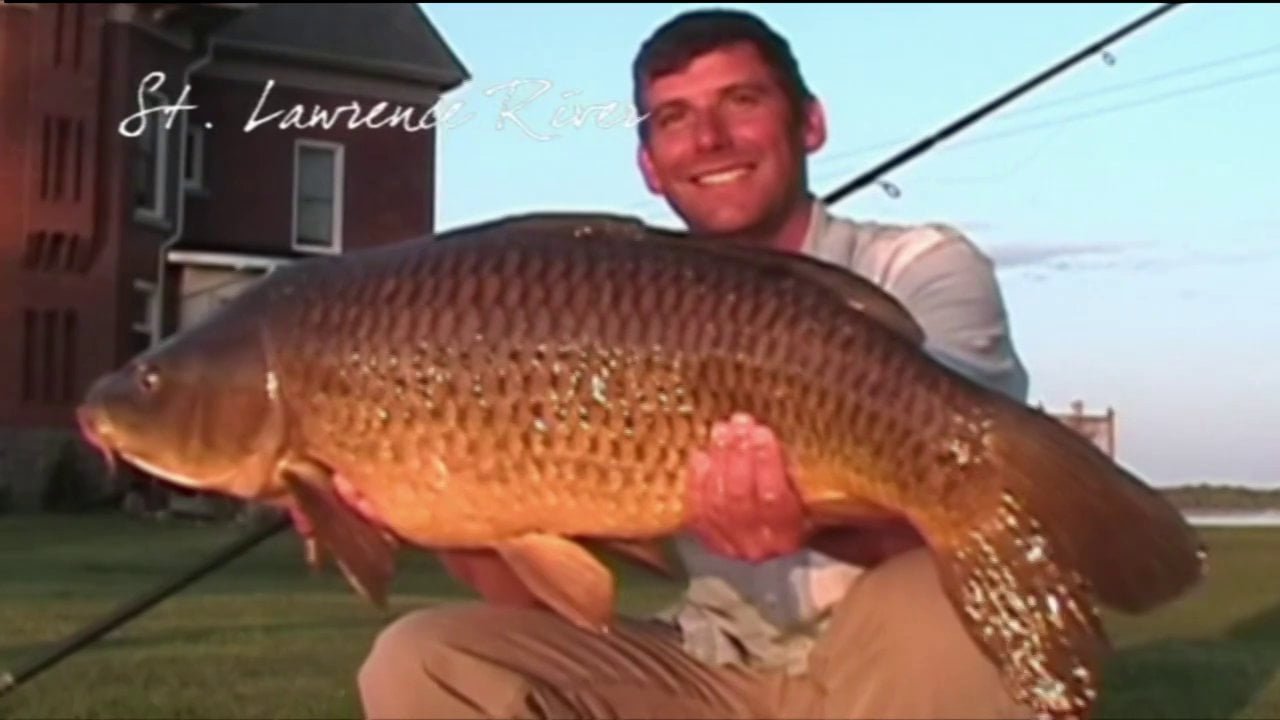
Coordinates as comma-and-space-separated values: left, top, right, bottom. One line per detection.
418, 3, 1279, 489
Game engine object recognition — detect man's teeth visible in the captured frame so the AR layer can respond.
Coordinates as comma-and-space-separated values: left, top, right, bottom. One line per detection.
696, 167, 750, 185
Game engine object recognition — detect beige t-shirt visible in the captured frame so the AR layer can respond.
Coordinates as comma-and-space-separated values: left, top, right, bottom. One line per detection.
658, 200, 1030, 673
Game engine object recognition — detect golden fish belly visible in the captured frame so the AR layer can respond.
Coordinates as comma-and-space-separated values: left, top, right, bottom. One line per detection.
263, 228, 974, 547
283, 340, 966, 548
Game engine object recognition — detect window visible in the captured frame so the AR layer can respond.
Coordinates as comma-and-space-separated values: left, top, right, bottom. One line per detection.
133, 90, 168, 219
132, 278, 158, 345
22, 310, 36, 403
292, 140, 343, 253
183, 125, 204, 191
42, 309, 56, 403
62, 310, 78, 402
21, 307, 78, 404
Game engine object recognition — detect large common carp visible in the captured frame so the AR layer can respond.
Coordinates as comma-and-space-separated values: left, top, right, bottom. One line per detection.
77, 212, 1204, 719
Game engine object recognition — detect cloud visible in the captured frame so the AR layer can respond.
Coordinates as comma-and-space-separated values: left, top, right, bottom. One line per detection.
986, 241, 1136, 269
992, 241, 1278, 276
1126, 246, 1278, 272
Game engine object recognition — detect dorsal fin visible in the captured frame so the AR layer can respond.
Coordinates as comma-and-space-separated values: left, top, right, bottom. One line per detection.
439, 211, 927, 346
763, 247, 926, 346
435, 212, 653, 244
661, 237, 927, 347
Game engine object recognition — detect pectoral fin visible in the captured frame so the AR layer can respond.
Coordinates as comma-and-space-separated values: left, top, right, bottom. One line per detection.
494, 534, 615, 633
280, 503, 325, 573
281, 463, 397, 609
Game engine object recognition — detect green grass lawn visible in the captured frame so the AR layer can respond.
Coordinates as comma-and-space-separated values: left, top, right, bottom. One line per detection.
0, 514, 1276, 719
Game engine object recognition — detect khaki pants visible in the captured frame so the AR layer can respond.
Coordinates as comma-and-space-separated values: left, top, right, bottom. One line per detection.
356, 548, 1036, 719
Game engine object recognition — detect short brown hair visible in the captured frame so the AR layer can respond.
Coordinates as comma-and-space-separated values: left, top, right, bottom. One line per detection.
631, 9, 815, 140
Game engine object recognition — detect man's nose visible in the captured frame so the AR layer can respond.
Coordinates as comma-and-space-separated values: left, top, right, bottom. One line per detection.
693, 111, 730, 152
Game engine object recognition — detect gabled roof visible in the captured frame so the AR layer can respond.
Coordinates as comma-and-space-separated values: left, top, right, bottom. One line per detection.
209, 3, 470, 91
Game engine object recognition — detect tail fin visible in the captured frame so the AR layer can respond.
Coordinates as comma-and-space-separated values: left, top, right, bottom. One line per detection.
987, 403, 1207, 615
932, 504, 1107, 719
925, 400, 1206, 719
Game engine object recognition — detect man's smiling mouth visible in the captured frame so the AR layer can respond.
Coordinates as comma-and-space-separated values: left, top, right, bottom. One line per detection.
691, 164, 754, 186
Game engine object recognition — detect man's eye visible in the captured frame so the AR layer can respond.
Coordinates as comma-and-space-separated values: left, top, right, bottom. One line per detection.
655, 109, 687, 128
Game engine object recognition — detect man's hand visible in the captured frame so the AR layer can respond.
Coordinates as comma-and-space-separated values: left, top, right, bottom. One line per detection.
686, 412, 809, 562
686, 413, 926, 567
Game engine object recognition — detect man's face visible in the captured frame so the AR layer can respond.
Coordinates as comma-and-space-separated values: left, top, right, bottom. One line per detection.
637, 41, 826, 238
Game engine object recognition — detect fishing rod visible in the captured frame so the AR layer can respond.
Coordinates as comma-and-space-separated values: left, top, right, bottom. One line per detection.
0, 512, 291, 700
822, 1, 1184, 206
0, 1, 1186, 702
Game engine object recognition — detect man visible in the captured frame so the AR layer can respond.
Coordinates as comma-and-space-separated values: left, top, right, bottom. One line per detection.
354, 8, 1034, 719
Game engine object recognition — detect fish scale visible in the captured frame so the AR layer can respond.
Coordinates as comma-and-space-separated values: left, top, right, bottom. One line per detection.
78, 213, 1205, 720
275, 237, 846, 541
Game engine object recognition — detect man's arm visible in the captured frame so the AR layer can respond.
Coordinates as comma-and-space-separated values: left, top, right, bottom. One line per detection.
684, 223, 1030, 565
888, 223, 1030, 402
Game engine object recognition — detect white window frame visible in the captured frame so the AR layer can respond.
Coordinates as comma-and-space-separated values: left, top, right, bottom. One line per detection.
291, 138, 344, 254
133, 89, 168, 222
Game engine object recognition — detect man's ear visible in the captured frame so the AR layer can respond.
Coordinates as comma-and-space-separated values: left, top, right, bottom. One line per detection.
802, 98, 827, 154
637, 143, 664, 195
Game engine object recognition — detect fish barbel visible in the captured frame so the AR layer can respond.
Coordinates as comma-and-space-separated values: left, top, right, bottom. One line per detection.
77, 212, 1204, 719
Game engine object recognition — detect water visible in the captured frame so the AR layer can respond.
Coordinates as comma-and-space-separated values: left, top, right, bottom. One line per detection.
1183, 509, 1280, 527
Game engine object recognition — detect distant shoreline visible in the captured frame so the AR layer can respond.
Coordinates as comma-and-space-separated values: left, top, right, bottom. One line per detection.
1160, 484, 1280, 525
1183, 510, 1280, 528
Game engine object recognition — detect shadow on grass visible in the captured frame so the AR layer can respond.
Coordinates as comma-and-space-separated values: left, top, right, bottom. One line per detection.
1099, 600, 1280, 719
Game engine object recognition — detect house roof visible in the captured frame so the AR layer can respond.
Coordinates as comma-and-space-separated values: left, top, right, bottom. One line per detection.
208, 3, 470, 91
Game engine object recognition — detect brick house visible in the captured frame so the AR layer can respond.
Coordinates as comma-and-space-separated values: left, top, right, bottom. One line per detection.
0, 3, 469, 511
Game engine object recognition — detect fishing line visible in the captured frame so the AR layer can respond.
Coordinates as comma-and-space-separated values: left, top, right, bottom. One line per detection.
807, 35, 1280, 181
821, 2, 1185, 206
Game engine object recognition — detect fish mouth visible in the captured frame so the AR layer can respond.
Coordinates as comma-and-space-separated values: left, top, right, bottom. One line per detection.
75, 404, 258, 495
74, 405, 184, 489
76, 405, 119, 479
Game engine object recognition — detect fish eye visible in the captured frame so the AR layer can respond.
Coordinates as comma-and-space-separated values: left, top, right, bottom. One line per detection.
135, 364, 161, 394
